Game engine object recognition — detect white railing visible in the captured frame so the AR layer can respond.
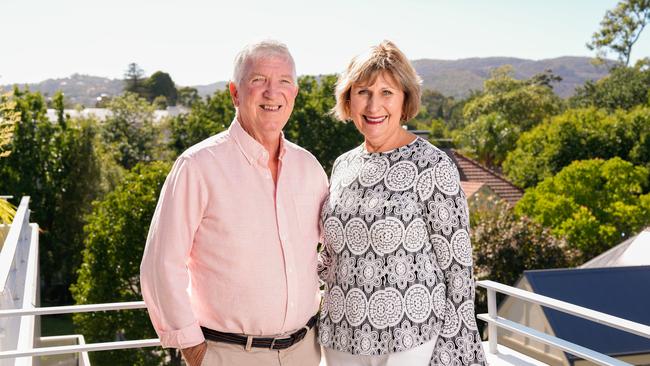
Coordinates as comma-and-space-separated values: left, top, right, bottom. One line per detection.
0, 302, 160, 360
0, 197, 36, 366
477, 280, 650, 366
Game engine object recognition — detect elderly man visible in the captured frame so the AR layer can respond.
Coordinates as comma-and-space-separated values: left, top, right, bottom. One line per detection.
140, 40, 328, 366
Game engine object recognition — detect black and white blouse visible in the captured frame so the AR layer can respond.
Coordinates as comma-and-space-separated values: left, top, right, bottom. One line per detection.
318, 137, 486, 366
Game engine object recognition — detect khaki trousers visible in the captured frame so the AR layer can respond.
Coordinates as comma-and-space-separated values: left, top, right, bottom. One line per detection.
200, 327, 321, 366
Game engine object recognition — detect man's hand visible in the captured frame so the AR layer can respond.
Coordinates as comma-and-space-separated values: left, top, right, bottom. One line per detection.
181, 342, 207, 366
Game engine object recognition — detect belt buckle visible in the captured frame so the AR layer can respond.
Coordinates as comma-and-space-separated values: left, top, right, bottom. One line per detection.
270, 335, 292, 350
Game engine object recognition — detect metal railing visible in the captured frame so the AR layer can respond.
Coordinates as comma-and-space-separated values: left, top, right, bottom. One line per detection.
477, 280, 650, 366
0, 197, 36, 366
0, 302, 160, 360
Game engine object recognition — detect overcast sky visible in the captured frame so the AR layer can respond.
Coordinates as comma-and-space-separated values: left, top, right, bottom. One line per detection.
1, 0, 648, 86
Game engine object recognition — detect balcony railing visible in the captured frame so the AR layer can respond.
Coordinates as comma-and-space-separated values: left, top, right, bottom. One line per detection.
477, 280, 650, 366
2, 196, 650, 365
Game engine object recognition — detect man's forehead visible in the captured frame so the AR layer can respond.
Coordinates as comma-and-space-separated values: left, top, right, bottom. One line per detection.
244, 55, 295, 74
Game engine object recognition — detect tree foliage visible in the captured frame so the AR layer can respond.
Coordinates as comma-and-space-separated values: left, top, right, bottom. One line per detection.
503, 105, 650, 188
470, 197, 574, 324
168, 88, 234, 156
177, 86, 200, 107
570, 59, 650, 110
463, 66, 563, 131
124, 63, 147, 96
587, 0, 650, 66
102, 93, 162, 170
455, 112, 518, 168
284, 75, 362, 174
146, 71, 178, 106
71, 162, 175, 366
0, 92, 18, 223
515, 157, 650, 262
456, 67, 563, 168
471, 197, 573, 285
0, 88, 103, 304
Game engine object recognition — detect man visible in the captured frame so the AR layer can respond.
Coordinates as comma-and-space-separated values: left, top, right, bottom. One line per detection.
140, 40, 328, 366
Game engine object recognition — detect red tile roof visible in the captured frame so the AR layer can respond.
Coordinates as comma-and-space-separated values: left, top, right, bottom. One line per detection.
444, 149, 524, 206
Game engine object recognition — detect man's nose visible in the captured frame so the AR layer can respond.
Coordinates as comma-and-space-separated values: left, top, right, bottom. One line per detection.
263, 81, 279, 98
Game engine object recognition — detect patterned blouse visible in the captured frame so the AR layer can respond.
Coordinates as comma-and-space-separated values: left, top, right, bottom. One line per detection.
317, 137, 486, 365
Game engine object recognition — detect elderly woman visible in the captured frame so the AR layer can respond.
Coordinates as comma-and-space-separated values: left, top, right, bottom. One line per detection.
318, 41, 486, 366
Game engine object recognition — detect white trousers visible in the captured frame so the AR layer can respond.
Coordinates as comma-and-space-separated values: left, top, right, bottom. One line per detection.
322, 338, 437, 366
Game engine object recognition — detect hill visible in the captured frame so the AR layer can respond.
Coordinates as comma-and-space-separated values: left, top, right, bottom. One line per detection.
1, 56, 612, 106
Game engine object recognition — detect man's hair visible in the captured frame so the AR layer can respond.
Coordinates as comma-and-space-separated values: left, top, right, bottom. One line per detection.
232, 40, 296, 86
333, 40, 422, 122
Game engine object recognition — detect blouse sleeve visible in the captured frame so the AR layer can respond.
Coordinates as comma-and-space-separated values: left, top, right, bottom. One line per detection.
423, 156, 487, 366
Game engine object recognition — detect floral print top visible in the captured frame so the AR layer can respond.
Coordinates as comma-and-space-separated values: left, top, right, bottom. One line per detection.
318, 137, 486, 365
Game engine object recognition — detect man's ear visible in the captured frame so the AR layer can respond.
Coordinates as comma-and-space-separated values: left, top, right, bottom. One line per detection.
229, 82, 239, 107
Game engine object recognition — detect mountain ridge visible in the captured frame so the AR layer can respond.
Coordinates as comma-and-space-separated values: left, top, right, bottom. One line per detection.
1, 56, 611, 106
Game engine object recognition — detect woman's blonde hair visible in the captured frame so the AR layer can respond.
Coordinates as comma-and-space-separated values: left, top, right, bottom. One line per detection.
333, 40, 422, 122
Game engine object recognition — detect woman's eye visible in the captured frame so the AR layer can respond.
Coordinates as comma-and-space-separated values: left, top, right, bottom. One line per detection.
357, 89, 368, 95
382, 90, 393, 96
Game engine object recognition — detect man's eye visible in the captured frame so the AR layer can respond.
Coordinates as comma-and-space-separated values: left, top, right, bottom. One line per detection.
252, 77, 264, 83
281, 79, 293, 84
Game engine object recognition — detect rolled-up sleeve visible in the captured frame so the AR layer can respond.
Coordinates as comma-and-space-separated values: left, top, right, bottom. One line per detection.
140, 155, 208, 349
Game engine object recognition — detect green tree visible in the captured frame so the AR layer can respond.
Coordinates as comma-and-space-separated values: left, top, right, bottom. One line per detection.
284, 75, 362, 174
515, 157, 650, 262
471, 196, 573, 320
146, 71, 178, 106
0, 88, 104, 304
411, 89, 461, 127
454, 112, 518, 168
124, 63, 148, 97
168, 88, 234, 156
463, 66, 563, 131
71, 162, 176, 366
570, 59, 650, 110
0, 91, 19, 223
102, 93, 161, 169
587, 0, 650, 66
504, 106, 650, 188
177, 86, 200, 107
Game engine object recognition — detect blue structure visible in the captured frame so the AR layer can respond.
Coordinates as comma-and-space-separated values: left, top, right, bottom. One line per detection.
524, 266, 650, 364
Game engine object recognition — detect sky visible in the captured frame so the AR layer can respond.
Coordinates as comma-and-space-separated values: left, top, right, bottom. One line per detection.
1, 0, 649, 86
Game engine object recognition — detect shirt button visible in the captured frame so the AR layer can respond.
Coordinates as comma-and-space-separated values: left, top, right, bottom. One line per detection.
288, 267, 293, 274
290, 302, 295, 308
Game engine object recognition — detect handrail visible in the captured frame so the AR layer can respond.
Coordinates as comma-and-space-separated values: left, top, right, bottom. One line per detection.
0, 301, 147, 318
477, 280, 650, 340
0, 196, 30, 290
477, 314, 629, 366
477, 280, 650, 366
0, 339, 161, 359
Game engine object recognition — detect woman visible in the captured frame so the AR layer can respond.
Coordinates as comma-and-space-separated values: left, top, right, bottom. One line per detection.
318, 41, 486, 366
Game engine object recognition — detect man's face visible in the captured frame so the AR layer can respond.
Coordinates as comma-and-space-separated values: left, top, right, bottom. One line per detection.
230, 55, 298, 140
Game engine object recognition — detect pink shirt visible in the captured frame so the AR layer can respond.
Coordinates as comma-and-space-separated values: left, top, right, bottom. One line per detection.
140, 119, 329, 349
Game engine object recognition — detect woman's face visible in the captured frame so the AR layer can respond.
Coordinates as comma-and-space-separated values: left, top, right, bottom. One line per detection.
349, 71, 405, 150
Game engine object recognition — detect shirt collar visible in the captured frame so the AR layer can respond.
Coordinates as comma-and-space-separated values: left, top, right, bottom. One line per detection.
229, 118, 287, 166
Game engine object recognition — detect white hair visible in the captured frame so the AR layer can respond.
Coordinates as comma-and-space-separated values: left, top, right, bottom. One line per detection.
232, 40, 296, 86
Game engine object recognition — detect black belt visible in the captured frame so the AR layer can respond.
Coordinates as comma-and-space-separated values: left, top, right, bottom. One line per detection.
201, 314, 318, 350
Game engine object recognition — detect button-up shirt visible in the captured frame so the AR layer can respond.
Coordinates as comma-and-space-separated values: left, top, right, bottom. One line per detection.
140, 119, 329, 349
